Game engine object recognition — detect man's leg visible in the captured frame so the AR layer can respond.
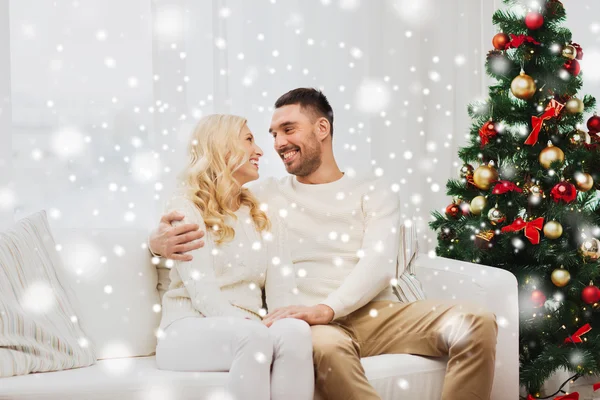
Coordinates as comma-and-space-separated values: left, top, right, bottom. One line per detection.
345, 299, 498, 400
311, 324, 381, 400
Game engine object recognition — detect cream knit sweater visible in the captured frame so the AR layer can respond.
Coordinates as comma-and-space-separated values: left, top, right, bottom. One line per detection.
158, 194, 296, 332
248, 173, 401, 320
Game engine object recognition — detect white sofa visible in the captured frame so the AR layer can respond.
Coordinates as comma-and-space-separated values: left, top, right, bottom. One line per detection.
0, 226, 519, 400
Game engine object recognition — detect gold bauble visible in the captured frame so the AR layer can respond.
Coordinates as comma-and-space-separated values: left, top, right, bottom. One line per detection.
539, 141, 565, 169
575, 172, 594, 192
551, 267, 571, 287
470, 196, 487, 215
580, 238, 600, 261
562, 44, 577, 60
473, 163, 499, 190
565, 98, 584, 114
543, 221, 563, 239
511, 71, 537, 100
567, 130, 590, 146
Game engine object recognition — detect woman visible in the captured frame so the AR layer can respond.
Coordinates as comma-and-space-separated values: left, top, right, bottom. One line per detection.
155, 114, 314, 400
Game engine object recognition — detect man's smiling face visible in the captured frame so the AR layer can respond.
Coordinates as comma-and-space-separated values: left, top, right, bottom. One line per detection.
269, 104, 322, 177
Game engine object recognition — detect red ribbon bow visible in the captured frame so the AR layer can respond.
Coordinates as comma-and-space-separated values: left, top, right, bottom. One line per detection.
525, 99, 565, 145
527, 381, 600, 400
479, 121, 497, 147
528, 393, 579, 400
555, 394, 579, 400
501, 217, 544, 244
550, 182, 577, 203
506, 34, 541, 49
492, 180, 523, 195
564, 323, 591, 344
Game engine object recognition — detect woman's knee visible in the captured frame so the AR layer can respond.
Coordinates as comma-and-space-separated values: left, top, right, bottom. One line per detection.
270, 318, 312, 353
234, 320, 274, 357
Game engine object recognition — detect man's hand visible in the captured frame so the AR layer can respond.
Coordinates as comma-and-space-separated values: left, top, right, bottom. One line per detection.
262, 304, 335, 327
148, 211, 206, 261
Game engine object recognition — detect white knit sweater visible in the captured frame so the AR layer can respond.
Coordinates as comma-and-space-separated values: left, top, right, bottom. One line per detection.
248, 173, 401, 320
158, 195, 296, 332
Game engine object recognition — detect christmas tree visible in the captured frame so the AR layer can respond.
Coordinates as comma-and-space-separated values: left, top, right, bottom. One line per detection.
429, 0, 600, 397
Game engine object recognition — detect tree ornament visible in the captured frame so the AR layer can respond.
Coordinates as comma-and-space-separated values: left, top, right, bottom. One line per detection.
565, 98, 584, 114
564, 59, 581, 76
566, 130, 589, 146
531, 290, 546, 308
474, 230, 496, 250
538, 141, 564, 169
479, 120, 498, 147
562, 44, 577, 60
543, 221, 563, 239
511, 70, 537, 100
473, 162, 498, 190
470, 196, 487, 215
580, 238, 600, 261
572, 42, 584, 60
574, 172, 594, 192
487, 206, 506, 225
525, 11, 544, 30
550, 181, 577, 203
525, 99, 564, 145
501, 217, 544, 244
587, 113, 600, 133
438, 228, 456, 242
523, 182, 544, 206
582, 283, 600, 304
505, 34, 541, 49
445, 202, 462, 219
458, 163, 474, 179
492, 33, 510, 50
492, 180, 523, 195
551, 267, 570, 287
544, 298, 560, 312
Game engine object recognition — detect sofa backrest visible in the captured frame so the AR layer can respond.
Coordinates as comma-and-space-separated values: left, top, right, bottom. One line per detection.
50, 225, 161, 360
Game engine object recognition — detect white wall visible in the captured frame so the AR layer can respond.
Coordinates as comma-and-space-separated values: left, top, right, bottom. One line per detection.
5, 0, 600, 248
0, 0, 13, 230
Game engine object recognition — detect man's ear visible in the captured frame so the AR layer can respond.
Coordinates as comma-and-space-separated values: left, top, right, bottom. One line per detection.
315, 117, 331, 142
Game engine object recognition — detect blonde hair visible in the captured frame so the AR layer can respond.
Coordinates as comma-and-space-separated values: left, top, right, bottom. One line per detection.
177, 114, 270, 245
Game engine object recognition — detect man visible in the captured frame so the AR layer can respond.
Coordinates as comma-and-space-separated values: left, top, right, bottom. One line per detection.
149, 88, 498, 400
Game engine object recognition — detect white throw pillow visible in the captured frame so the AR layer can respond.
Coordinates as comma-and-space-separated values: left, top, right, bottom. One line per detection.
49, 225, 162, 360
0, 211, 97, 377
394, 224, 427, 303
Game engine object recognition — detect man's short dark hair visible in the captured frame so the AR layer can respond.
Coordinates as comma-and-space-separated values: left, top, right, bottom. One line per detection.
274, 88, 334, 137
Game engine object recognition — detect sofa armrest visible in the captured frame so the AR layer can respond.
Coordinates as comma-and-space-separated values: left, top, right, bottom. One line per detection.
413, 253, 519, 400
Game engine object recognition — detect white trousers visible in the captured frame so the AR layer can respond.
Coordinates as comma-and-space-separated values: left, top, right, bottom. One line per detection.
155, 317, 314, 400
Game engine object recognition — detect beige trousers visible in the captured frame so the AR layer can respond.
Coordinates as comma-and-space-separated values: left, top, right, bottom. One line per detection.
311, 299, 498, 400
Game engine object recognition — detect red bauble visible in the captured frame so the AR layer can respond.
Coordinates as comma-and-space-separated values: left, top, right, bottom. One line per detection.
525, 11, 544, 30
587, 114, 600, 134
492, 33, 510, 50
564, 59, 581, 76
582, 284, 600, 304
550, 182, 577, 203
531, 290, 546, 308
445, 203, 461, 219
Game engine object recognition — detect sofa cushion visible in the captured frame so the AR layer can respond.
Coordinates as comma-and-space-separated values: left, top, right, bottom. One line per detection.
0, 211, 97, 377
0, 354, 447, 400
49, 227, 162, 360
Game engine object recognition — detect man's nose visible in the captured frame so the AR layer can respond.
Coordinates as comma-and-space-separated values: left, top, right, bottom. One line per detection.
274, 135, 288, 150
